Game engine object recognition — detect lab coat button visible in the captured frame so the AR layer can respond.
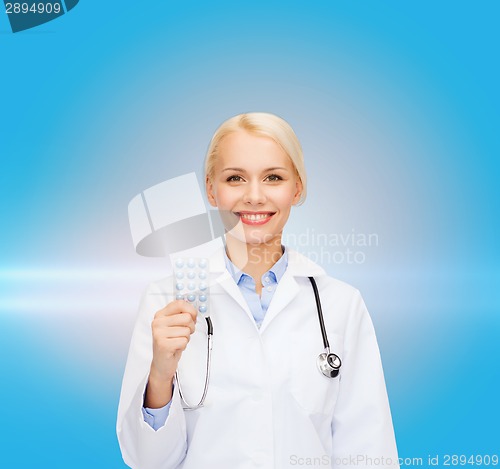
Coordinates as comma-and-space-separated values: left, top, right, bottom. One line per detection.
266, 286, 272, 292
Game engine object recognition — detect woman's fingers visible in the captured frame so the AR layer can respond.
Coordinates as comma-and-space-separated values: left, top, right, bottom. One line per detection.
153, 311, 196, 334
155, 300, 197, 322
151, 300, 199, 367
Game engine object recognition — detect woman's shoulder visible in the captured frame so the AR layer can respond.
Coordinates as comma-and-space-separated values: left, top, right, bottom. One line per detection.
286, 247, 361, 298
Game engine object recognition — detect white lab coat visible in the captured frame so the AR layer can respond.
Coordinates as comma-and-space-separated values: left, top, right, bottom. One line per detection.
117, 247, 399, 469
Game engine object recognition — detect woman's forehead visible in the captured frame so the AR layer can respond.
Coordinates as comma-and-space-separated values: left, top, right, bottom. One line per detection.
216, 131, 292, 169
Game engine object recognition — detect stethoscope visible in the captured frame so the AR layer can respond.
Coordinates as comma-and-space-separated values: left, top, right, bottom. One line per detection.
176, 276, 342, 410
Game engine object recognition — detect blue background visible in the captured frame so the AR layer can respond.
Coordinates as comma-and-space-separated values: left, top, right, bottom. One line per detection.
1, 1, 499, 467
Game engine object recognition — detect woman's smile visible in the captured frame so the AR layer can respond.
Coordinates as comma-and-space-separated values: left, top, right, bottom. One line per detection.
236, 211, 276, 225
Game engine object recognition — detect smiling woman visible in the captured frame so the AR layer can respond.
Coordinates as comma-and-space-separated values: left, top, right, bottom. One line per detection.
206, 123, 304, 275
117, 113, 399, 469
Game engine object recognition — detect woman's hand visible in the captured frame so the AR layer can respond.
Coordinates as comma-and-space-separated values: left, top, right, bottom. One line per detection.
144, 300, 197, 408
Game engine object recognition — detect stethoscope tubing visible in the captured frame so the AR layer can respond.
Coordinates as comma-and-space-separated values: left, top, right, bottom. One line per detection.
176, 316, 213, 410
308, 276, 330, 352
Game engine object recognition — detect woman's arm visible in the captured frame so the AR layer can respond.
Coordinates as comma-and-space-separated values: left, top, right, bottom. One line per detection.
116, 282, 189, 469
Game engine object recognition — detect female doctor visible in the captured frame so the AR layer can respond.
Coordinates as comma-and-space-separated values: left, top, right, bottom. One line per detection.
117, 113, 399, 469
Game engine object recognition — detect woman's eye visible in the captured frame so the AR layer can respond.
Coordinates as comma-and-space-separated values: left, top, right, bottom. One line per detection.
266, 174, 283, 182
226, 175, 242, 182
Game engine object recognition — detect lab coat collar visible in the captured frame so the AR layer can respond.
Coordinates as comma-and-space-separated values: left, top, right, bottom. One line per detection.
208, 245, 326, 277
207, 246, 327, 333
285, 248, 327, 278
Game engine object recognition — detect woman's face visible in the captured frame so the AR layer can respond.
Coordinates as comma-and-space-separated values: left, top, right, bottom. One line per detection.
206, 129, 303, 246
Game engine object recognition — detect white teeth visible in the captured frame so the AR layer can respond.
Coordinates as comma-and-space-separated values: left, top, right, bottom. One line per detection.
240, 213, 270, 221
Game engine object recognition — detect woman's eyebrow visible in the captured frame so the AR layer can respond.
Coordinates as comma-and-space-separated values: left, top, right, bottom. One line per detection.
264, 167, 288, 171
221, 167, 289, 172
222, 167, 246, 172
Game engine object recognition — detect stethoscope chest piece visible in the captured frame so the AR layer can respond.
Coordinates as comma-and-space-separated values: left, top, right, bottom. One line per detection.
317, 351, 342, 378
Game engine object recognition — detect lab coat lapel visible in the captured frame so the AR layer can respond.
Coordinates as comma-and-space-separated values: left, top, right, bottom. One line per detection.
259, 248, 326, 334
259, 271, 300, 333
209, 247, 254, 324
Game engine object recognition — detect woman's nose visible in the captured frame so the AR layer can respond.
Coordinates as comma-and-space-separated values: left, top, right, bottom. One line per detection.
242, 181, 267, 205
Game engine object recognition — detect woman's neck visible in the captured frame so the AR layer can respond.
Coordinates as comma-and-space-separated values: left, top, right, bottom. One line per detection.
225, 234, 283, 286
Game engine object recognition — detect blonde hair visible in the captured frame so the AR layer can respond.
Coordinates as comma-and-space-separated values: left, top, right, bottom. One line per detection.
204, 112, 307, 205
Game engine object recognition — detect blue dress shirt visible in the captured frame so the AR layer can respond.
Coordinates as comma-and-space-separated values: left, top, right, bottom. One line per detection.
142, 247, 289, 431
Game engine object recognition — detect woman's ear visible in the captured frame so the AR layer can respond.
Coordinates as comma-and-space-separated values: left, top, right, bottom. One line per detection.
206, 176, 217, 207
292, 178, 303, 205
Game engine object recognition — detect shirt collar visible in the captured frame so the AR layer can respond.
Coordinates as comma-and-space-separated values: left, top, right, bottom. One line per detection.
223, 246, 289, 285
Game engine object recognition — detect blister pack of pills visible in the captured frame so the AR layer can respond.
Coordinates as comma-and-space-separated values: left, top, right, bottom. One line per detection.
173, 257, 210, 316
